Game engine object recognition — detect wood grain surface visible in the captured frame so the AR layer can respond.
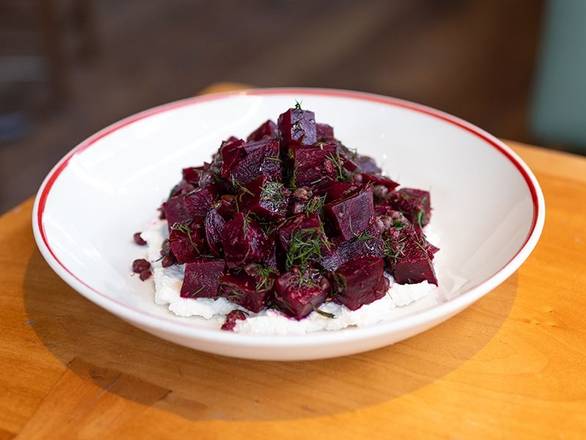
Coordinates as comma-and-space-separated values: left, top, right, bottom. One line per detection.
1, 84, 585, 439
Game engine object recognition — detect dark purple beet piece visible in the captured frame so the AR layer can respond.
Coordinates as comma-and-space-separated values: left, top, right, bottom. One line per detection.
132, 258, 150, 273
324, 187, 374, 240
133, 232, 147, 246
180, 258, 225, 298
277, 106, 317, 149
219, 272, 273, 313
240, 176, 290, 221
333, 256, 388, 310
355, 154, 382, 174
221, 138, 281, 184
222, 213, 271, 268
274, 269, 330, 320
385, 226, 438, 285
168, 223, 206, 264
388, 188, 431, 228
139, 270, 152, 281
182, 166, 205, 185
360, 174, 399, 193
321, 181, 359, 202
316, 123, 334, 141
168, 179, 196, 199
320, 218, 385, 271
221, 310, 248, 331
204, 208, 226, 256
277, 214, 321, 251
291, 142, 338, 187
247, 119, 278, 142
163, 186, 216, 229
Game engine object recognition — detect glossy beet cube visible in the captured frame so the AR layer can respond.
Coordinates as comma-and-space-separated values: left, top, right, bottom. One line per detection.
182, 166, 205, 185
222, 213, 271, 268
219, 272, 273, 313
385, 226, 438, 285
292, 142, 338, 187
359, 174, 399, 192
320, 181, 359, 202
320, 218, 385, 271
274, 269, 330, 319
168, 179, 196, 198
168, 223, 206, 264
333, 256, 388, 310
277, 214, 321, 251
204, 208, 226, 257
355, 154, 382, 174
388, 188, 431, 228
247, 119, 278, 142
316, 123, 334, 141
221, 310, 248, 331
240, 176, 290, 221
180, 258, 225, 298
277, 107, 317, 149
324, 187, 374, 240
221, 138, 281, 185
163, 186, 216, 229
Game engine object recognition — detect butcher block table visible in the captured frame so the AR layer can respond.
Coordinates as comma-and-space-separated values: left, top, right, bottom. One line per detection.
1, 83, 586, 439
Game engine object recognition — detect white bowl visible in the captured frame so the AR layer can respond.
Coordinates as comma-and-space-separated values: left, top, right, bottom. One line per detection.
32, 88, 544, 360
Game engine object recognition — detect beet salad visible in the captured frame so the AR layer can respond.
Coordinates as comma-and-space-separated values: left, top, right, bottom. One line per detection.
132, 104, 439, 332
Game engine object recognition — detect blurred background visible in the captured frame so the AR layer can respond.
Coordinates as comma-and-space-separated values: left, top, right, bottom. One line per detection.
1, 0, 584, 213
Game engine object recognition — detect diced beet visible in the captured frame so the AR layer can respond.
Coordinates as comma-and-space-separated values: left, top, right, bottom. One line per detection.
180, 258, 225, 298
222, 213, 271, 268
182, 166, 205, 185
388, 188, 431, 228
385, 225, 438, 285
169, 223, 206, 264
163, 186, 216, 229
277, 214, 321, 251
216, 195, 237, 219
247, 119, 278, 142
360, 174, 399, 193
139, 269, 152, 281
316, 123, 334, 141
324, 187, 374, 240
355, 154, 382, 174
333, 256, 388, 310
320, 218, 385, 271
168, 179, 196, 198
274, 269, 330, 319
132, 258, 150, 273
219, 272, 273, 313
277, 107, 317, 149
291, 142, 339, 187
204, 208, 226, 256
133, 232, 147, 246
240, 176, 290, 221
221, 138, 281, 184
221, 310, 248, 331
320, 181, 359, 202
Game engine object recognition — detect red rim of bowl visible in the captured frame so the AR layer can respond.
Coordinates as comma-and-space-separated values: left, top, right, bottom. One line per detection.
32, 87, 544, 342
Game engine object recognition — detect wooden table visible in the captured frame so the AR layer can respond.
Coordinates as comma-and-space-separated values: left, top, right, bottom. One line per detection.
1, 84, 586, 439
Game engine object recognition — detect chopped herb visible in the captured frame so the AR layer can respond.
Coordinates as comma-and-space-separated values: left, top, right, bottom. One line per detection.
326, 152, 349, 181
232, 177, 254, 197
355, 229, 375, 242
315, 308, 336, 319
171, 222, 200, 252
305, 195, 325, 214
294, 100, 303, 110
255, 265, 276, 290
285, 228, 324, 270
383, 238, 406, 263
260, 181, 286, 205
416, 210, 425, 228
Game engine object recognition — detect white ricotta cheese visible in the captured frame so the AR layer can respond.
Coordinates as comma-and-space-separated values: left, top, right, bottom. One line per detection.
140, 218, 440, 335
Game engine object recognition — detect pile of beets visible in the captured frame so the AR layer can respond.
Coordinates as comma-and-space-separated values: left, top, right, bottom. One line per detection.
133, 104, 438, 326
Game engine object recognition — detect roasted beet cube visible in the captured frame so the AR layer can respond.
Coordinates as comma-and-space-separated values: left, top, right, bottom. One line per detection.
325, 187, 374, 240
320, 218, 385, 271
316, 123, 334, 141
221, 138, 281, 184
385, 226, 438, 285
277, 214, 321, 251
240, 176, 290, 221
169, 179, 196, 198
169, 222, 206, 264
333, 256, 388, 310
388, 188, 431, 227
204, 208, 226, 256
274, 269, 330, 319
221, 310, 248, 331
360, 174, 399, 193
247, 119, 278, 142
355, 154, 382, 174
219, 272, 273, 313
321, 181, 359, 202
163, 186, 216, 229
277, 106, 317, 149
180, 258, 225, 298
292, 142, 338, 187
182, 166, 205, 185
222, 213, 271, 267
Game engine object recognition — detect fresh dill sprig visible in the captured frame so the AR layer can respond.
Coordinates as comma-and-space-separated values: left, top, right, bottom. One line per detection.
314, 308, 336, 319
326, 152, 349, 181
255, 265, 276, 291
416, 210, 425, 228
355, 229, 375, 242
285, 228, 324, 271
305, 195, 325, 214
294, 100, 303, 110
171, 222, 199, 252
260, 181, 286, 205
